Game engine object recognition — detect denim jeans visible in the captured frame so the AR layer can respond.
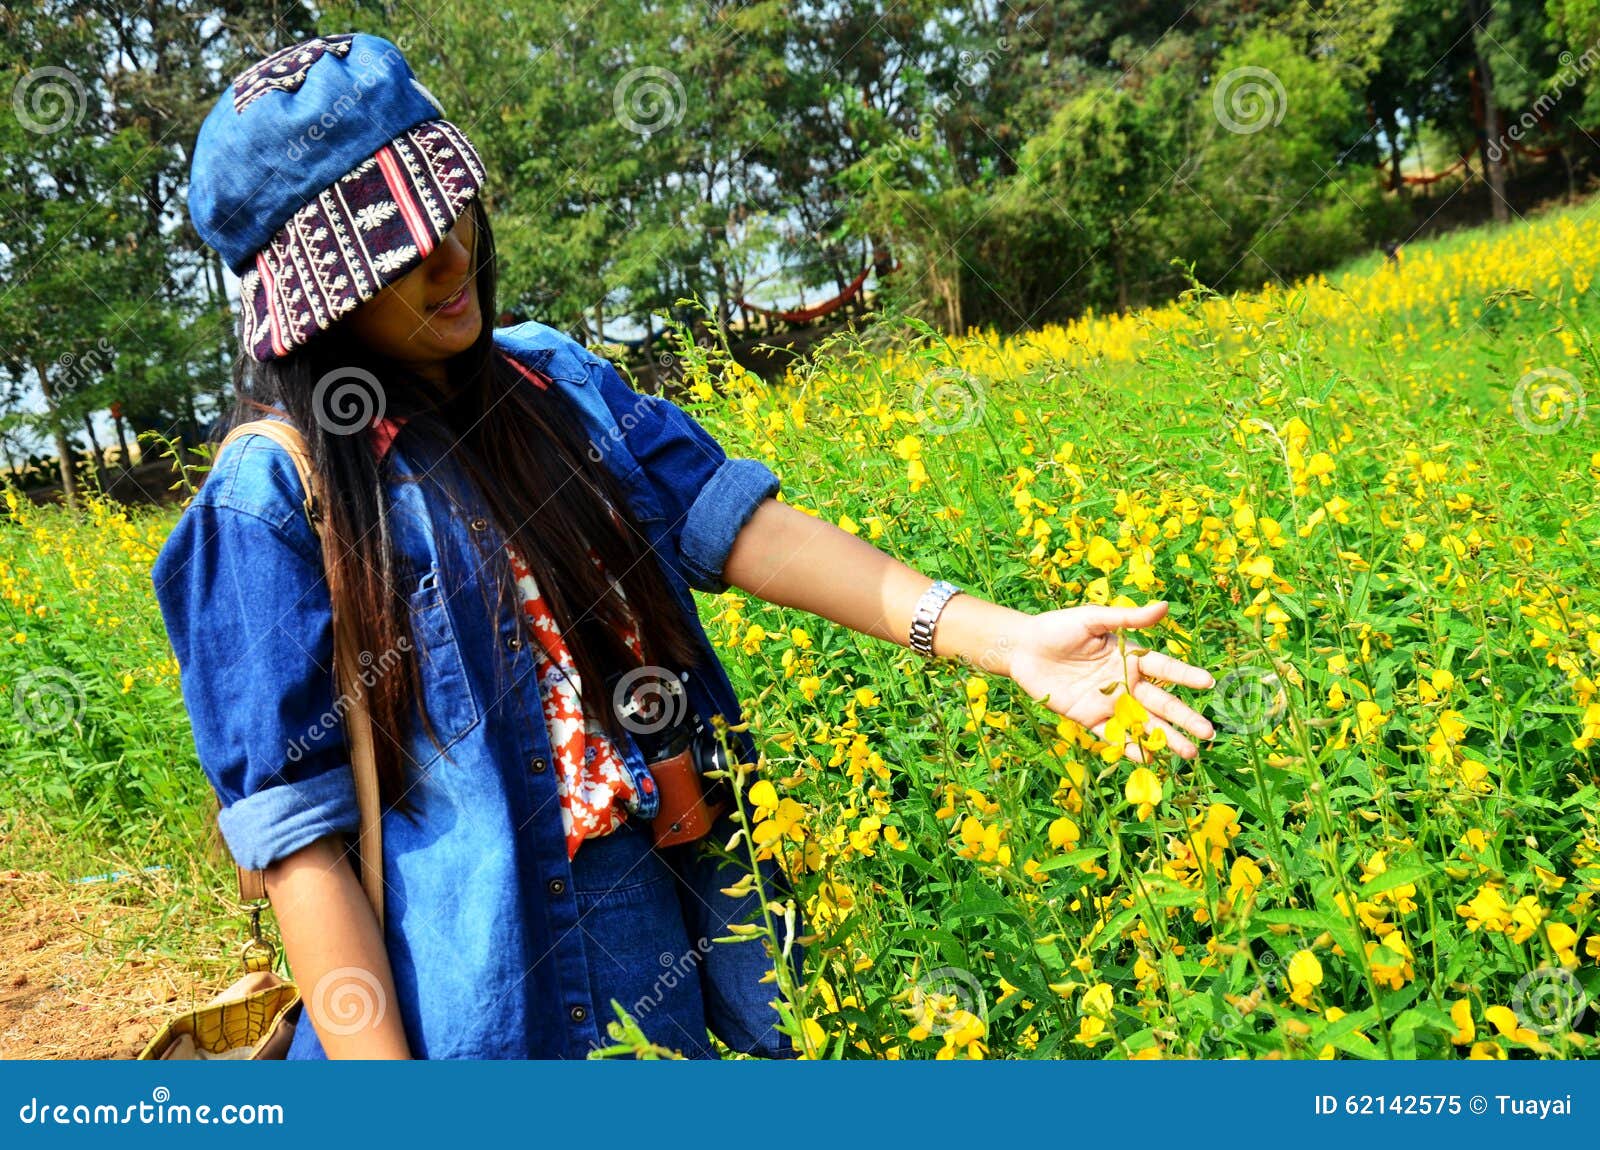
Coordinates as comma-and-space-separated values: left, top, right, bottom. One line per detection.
282, 818, 762, 1060
570, 820, 718, 1060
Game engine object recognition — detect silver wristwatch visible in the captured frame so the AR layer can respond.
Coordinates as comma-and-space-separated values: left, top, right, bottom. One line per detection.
909, 579, 963, 659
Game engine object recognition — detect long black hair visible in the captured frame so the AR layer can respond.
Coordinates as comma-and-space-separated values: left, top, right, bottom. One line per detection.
222, 196, 704, 818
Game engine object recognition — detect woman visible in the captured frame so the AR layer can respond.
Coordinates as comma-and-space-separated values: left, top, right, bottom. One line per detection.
153, 33, 1218, 1060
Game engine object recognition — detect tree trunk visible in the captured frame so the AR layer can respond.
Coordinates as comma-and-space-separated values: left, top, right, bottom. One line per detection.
1467, 0, 1510, 224
82, 413, 107, 495
182, 382, 201, 447
643, 325, 659, 393
112, 407, 133, 469
1385, 111, 1406, 195
1113, 233, 1130, 314
33, 359, 78, 509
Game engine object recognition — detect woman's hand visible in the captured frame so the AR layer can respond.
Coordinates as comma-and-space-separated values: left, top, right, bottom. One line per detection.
1004, 600, 1216, 762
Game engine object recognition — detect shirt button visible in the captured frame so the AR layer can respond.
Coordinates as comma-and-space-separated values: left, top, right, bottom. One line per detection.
507, 634, 523, 651
569, 1005, 588, 1023
548, 878, 566, 896
470, 516, 488, 532
530, 755, 547, 774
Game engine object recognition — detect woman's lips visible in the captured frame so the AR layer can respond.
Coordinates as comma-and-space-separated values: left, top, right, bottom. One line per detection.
429, 282, 470, 317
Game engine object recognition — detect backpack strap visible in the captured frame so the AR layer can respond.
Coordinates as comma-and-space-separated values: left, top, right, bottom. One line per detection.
215, 417, 386, 933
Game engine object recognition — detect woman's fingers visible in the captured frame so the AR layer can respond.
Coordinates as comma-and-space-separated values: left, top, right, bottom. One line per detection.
1145, 713, 1199, 760
1133, 679, 1215, 745
1087, 703, 1197, 760
1135, 650, 1216, 690
1075, 600, 1169, 636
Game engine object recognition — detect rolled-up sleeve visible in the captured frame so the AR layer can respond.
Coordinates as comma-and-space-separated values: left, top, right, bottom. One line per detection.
591, 360, 780, 594
150, 496, 361, 871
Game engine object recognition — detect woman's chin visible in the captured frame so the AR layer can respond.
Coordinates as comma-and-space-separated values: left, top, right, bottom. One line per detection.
428, 310, 483, 355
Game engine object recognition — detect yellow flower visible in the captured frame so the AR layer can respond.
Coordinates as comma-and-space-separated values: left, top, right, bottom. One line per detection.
1507, 895, 1546, 944
1081, 981, 1115, 1018
1086, 535, 1122, 574
1287, 949, 1322, 1007
799, 1017, 827, 1058
1484, 1005, 1547, 1051
1353, 699, 1388, 742
1124, 766, 1162, 818
1048, 815, 1080, 850
1229, 855, 1263, 901
1532, 864, 1565, 892
748, 780, 779, 810
1457, 883, 1511, 932
1365, 931, 1414, 989
1074, 1014, 1109, 1047
1449, 999, 1474, 1045
1545, 921, 1580, 967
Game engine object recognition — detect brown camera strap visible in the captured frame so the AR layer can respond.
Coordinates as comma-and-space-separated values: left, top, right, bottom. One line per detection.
215, 417, 386, 932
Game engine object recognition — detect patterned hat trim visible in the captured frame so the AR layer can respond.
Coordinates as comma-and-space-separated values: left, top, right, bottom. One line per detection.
375, 144, 437, 262
232, 35, 356, 114
239, 118, 485, 362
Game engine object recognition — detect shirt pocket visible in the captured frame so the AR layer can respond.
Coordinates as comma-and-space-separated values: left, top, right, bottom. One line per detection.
402, 564, 482, 758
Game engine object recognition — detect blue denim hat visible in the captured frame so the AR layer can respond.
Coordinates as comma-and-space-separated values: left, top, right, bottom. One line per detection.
188, 33, 486, 362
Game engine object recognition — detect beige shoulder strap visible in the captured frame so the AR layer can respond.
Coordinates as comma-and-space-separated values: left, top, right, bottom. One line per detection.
216, 417, 386, 932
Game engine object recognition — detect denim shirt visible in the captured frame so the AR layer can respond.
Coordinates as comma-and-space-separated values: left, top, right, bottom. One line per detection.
150, 321, 789, 1058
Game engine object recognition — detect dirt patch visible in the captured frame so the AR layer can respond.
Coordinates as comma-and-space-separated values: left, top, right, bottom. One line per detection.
0, 867, 195, 1060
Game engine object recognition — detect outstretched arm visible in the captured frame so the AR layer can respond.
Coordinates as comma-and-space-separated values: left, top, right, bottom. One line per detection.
721, 497, 1216, 762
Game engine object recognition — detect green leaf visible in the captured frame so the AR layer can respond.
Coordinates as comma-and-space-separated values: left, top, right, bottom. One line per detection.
1034, 848, 1106, 872
1357, 864, 1433, 897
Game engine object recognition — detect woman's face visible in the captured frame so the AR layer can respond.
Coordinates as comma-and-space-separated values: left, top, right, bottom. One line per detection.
345, 207, 481, 381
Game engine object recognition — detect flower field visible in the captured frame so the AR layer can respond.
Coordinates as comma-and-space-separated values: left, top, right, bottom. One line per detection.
4, 204, 1599, 1059
699, 204, 1600, 1059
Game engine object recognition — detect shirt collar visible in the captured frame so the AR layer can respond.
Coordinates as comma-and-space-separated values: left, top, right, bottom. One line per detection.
366, 350, 549, 464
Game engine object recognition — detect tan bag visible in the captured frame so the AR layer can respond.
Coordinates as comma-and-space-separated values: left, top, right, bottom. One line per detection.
140, 417, 385, 1060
